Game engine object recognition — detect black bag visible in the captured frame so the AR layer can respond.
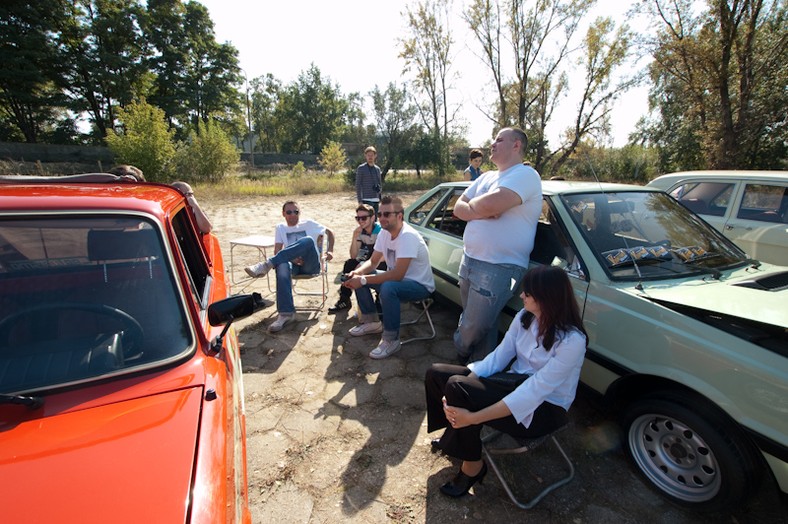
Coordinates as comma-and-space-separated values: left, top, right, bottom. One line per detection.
483, 371, 530, 391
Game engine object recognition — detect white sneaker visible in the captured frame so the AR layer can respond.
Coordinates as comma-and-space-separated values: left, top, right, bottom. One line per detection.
348, 321, 383, 337
369, 339, 402, 359
245, 260, 273, 278
268, 313, 294, 333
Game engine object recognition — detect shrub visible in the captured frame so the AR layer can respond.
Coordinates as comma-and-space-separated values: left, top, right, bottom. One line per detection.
175, 119, 239, 182
292, 161, 306, 177
318, 141, 348, 176
106, 100, 176, 181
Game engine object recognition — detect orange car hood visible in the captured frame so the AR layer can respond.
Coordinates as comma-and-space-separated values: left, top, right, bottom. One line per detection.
0, 387, 203, 523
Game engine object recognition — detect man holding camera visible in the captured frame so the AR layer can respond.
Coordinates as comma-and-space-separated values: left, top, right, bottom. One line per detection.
356, 146, 382, 213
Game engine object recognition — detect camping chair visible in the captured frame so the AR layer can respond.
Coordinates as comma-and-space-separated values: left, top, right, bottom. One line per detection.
400, 296, 435, 345
291, 235, 329, 311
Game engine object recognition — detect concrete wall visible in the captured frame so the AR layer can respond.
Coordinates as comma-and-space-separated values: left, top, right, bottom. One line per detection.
0, 142, 113, 163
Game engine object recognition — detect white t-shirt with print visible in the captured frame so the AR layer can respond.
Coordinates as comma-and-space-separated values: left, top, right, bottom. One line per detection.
274, 219, 326, 248
373, 223, 435, 292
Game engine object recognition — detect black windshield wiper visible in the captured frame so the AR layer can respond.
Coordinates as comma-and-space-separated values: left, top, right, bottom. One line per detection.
0, 394, 44, 409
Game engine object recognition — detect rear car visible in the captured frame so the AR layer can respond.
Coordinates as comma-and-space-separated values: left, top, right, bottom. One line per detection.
406, 180, 788, 511
647, 171, 787, 265
0, 174, 262, 523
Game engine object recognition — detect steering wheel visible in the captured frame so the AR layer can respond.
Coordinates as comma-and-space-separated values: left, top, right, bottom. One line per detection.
0, 302, 144, 359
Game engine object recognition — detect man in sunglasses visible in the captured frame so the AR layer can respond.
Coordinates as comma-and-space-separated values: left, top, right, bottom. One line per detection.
342, 195, 434, 359
245, 200, 335, 333
328, 203, 385, 313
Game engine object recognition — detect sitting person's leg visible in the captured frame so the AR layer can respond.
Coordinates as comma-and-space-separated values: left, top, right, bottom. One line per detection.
246, 236, 319, 278
329, 259, 359, 313
378, 279, 430, 342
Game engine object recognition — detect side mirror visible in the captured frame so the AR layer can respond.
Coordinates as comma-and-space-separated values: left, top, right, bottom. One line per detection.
207, 293, 268, 353
208, 292, 267, 326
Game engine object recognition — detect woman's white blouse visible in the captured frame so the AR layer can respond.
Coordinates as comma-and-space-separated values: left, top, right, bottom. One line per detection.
467, 309, 586, 427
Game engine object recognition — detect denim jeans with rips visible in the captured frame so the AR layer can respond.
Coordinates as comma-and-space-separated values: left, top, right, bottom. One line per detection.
453, 255, 527, 362
271, 236, 321, 314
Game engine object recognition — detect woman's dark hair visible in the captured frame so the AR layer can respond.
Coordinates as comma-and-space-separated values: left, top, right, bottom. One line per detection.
520, 265, 587, 350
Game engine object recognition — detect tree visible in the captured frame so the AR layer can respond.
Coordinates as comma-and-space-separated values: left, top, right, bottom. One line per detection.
318, 141, 348, 176
400, 0, 456, 176
175, 118, 239, 182
544, 17, 636, 174
0, 0, 70, 143
145, 0, 241, 136
370, 82, 418, 177
106, 99, 176, 181
58, 0, 151, 139
641, 0, 788, 170
249, 73, 282, 152
274, 64, 349, 154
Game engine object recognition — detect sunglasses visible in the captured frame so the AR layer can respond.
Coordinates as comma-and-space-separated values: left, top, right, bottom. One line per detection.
378, 210, 402, 218
285, 210, 300, 215
355, 215, 371, 221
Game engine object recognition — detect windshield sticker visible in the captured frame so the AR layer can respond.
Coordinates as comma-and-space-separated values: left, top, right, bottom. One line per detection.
673, 246, 708, 262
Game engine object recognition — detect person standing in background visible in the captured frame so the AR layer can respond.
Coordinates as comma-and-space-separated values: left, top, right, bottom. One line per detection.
356, 146, 382, 213
463, 149, 484, 181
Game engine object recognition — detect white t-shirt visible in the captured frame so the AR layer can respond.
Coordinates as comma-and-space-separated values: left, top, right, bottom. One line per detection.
373, 223, 435, 292
274, 219, 326, 248
462, 163, 542, 267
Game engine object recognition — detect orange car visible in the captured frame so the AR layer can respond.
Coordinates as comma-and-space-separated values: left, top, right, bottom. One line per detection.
0, 174, 263, 523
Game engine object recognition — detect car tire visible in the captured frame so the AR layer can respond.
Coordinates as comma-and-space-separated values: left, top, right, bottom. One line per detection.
621, 392, 763, 512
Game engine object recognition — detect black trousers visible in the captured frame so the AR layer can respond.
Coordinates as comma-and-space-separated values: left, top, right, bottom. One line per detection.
424, 363, 568, 461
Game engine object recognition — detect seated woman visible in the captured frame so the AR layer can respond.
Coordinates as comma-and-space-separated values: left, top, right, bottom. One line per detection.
424, 265, 587, 498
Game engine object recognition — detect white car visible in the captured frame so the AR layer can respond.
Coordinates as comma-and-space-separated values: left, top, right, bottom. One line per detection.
647, 171, 787, 265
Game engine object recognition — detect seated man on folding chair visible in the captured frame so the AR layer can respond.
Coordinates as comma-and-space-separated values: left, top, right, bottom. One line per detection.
245, 200, 335, 333
342, 195, 434, 359
424, 266, 587, 499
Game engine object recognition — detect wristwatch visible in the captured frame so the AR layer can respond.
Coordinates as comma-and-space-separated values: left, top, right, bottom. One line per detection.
360, 276, 367, 286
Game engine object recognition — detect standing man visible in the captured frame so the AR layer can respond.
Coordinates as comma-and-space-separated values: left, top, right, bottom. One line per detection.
356, 146, 382, 213
463, 149, 484, 181
245, 201, 335, 333
328, 203, 384, 313
452, 127, 542, 362
343, 195, 434, 359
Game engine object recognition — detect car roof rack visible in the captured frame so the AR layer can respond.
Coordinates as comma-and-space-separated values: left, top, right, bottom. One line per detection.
0, 173, 136, 184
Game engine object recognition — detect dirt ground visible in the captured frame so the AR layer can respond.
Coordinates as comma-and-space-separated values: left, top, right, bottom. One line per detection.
200, 191, 787, 524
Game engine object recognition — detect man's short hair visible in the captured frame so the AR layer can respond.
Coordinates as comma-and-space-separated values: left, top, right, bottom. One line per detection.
380, 195, 403, 211
503, 127, 528, 156
364, 146, 377, 154
469, 149, 483, 160
282, 200, 298, 212
356, 203, 376, 218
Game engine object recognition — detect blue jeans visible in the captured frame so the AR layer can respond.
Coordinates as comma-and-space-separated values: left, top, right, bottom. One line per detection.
271, 236, 321, 314
453, 255, 527, 361
355, 272, 430, 341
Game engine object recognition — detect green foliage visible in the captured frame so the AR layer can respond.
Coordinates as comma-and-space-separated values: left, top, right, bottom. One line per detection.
174, 119, 239, 182
640, 0, 788, 169
318, 141, 348, 176
554, 143, 660, 184
106, 99, 175, 181
292, 161, 306, 177
274, 65, 350, 154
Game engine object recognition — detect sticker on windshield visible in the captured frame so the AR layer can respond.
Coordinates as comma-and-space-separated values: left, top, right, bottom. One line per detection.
673, 246, 708, 262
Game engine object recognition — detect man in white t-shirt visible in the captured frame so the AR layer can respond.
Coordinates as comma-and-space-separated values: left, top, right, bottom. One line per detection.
245, 201, 335, 333
343, 195, 435, 359
452, 127, 542, 362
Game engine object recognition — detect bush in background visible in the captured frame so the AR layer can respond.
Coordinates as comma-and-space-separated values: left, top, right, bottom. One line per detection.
175, 119, 239, 182
106, 100, 176, 181
318, 140, 348, 176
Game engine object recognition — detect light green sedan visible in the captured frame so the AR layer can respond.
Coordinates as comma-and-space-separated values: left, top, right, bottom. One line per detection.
405, 180, 788, 512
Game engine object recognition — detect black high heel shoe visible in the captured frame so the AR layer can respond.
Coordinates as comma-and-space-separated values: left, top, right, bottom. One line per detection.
439, 461, 488, 498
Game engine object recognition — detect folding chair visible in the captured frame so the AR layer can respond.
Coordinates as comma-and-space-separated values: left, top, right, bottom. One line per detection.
291, 235, 329, 311
400, 297, 435, 345
481, 424, 575, 509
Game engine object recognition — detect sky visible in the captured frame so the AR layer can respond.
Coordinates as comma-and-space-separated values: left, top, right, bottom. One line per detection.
195, 0, 650, 148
